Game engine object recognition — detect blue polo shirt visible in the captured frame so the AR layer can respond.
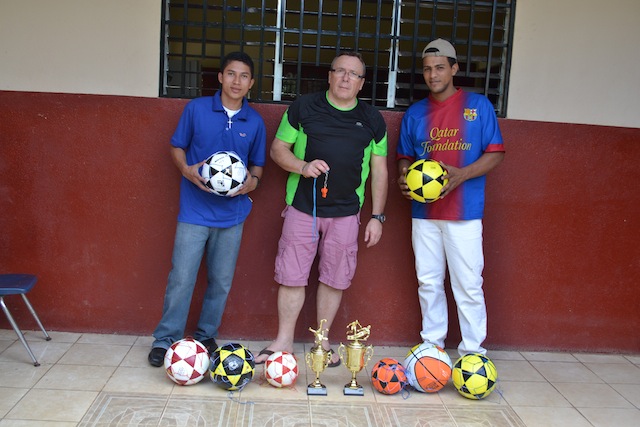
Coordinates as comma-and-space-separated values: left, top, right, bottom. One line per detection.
171, 91, 266, 228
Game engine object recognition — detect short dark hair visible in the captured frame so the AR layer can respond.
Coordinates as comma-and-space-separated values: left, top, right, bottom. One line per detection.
332, 51, 366, 76
220, 51, 255, 77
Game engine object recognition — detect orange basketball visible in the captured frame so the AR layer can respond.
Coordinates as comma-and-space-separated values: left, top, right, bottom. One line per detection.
403, 343, 452, 393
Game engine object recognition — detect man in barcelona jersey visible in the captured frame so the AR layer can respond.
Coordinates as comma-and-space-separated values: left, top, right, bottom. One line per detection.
397, 39, 505, 357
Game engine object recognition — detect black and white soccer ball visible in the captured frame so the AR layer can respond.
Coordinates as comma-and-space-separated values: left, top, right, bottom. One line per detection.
200, 151, 247, 196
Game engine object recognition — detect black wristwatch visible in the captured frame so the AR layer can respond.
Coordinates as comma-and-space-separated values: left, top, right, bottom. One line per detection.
371, 214, 386, 224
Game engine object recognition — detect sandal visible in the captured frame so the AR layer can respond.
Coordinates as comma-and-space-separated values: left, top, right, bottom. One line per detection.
254, 348, 274, 365
327, 348, 341, 368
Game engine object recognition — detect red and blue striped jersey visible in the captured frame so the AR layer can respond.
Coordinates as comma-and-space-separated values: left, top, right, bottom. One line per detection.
397, 89, 505, 220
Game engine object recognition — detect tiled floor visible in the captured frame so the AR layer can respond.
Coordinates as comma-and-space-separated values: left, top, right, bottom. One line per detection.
0, 329, 638, 426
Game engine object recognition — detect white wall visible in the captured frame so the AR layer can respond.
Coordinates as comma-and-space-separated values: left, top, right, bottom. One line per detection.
508, 0, 640, 128
0, 0, 160, 97
1, 0, 638, 128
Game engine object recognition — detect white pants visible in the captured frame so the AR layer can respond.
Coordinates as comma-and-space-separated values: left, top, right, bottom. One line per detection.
412, 219, 487, 356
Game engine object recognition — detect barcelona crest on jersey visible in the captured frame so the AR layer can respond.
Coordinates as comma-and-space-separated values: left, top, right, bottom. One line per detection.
463, 108, 478, 122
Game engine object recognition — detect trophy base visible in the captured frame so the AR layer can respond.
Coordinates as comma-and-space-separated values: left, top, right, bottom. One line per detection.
343, 385, 364, 396
307, 385, 327, 396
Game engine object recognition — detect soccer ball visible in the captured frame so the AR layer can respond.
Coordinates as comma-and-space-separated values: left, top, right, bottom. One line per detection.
403, 343, 452, 392
370, 358, 408, 395
210, 343, 255, 391
200, 151, 247, 196
452, 353, 498, 399
163, 338, 210, 385
405, 159, 448, 203
264, 351, 299, 388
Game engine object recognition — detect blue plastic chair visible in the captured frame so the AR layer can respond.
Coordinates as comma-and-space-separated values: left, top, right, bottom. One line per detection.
0, 274, 51, 366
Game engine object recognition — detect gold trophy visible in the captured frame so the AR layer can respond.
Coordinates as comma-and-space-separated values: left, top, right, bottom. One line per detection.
305, 319, 331, 395
338, 320, 374, 396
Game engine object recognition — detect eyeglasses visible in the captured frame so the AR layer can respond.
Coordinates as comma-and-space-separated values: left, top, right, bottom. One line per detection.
330, 68, 365, 80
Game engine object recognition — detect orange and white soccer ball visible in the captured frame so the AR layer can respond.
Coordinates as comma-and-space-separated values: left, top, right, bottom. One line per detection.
403, 343, 452, 392
264, 351, 299, 388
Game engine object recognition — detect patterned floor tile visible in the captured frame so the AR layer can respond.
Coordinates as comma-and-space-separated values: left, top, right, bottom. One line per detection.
78, 393, 527, 427
78, 392, 237, 426
387, 404, 526, 427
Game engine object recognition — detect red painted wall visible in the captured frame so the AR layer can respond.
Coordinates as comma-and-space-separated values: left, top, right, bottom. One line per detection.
1, 91, 638, 353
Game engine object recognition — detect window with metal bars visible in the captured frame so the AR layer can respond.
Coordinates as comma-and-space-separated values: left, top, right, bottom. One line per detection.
161, 0, 515, 116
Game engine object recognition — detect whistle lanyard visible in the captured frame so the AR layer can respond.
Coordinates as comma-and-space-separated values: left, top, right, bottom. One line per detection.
312, 171, 329, 241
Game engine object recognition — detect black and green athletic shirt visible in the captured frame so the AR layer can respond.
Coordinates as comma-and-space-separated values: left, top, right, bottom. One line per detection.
275, 91, 388, 218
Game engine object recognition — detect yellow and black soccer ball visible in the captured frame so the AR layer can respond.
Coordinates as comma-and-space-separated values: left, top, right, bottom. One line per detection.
210, 343, 255, 391
452, 353, 498, 399
405, 159, 448, 203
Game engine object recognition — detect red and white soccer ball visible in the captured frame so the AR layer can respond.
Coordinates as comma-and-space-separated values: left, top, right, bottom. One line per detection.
164, 338, 210, 385
264, 351, 299, 388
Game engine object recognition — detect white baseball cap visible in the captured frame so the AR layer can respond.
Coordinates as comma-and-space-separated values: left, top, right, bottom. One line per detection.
422, 38, 457, 60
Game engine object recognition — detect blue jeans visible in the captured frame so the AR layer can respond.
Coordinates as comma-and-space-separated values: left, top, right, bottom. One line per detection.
152, 221, 244, 349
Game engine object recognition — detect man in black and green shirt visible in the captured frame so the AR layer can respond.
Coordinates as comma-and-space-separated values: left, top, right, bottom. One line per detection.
255, 52, 388, 366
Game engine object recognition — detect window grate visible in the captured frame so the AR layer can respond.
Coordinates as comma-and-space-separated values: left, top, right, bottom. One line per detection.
161, 0, 516, 116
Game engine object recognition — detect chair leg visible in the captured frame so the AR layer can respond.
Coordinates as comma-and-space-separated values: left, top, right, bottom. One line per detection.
0, 297, 40, 366
20, 294, 51, 341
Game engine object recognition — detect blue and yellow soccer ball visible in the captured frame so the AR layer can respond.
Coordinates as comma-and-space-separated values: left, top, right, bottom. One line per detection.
452, 353, 498, 399
210, 343, 255, 391
405, 159, 448, 203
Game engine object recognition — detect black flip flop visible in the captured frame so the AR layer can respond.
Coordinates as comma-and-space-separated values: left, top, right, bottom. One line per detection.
255, 348, 274, 365
327, 348, 341, 368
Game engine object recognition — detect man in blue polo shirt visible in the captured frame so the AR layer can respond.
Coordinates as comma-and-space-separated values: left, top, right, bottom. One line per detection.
148, 51, 266, 366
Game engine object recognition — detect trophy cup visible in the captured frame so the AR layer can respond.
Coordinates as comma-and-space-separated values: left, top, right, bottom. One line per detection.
305, 319, 331, 395
338, 320, 374, 396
